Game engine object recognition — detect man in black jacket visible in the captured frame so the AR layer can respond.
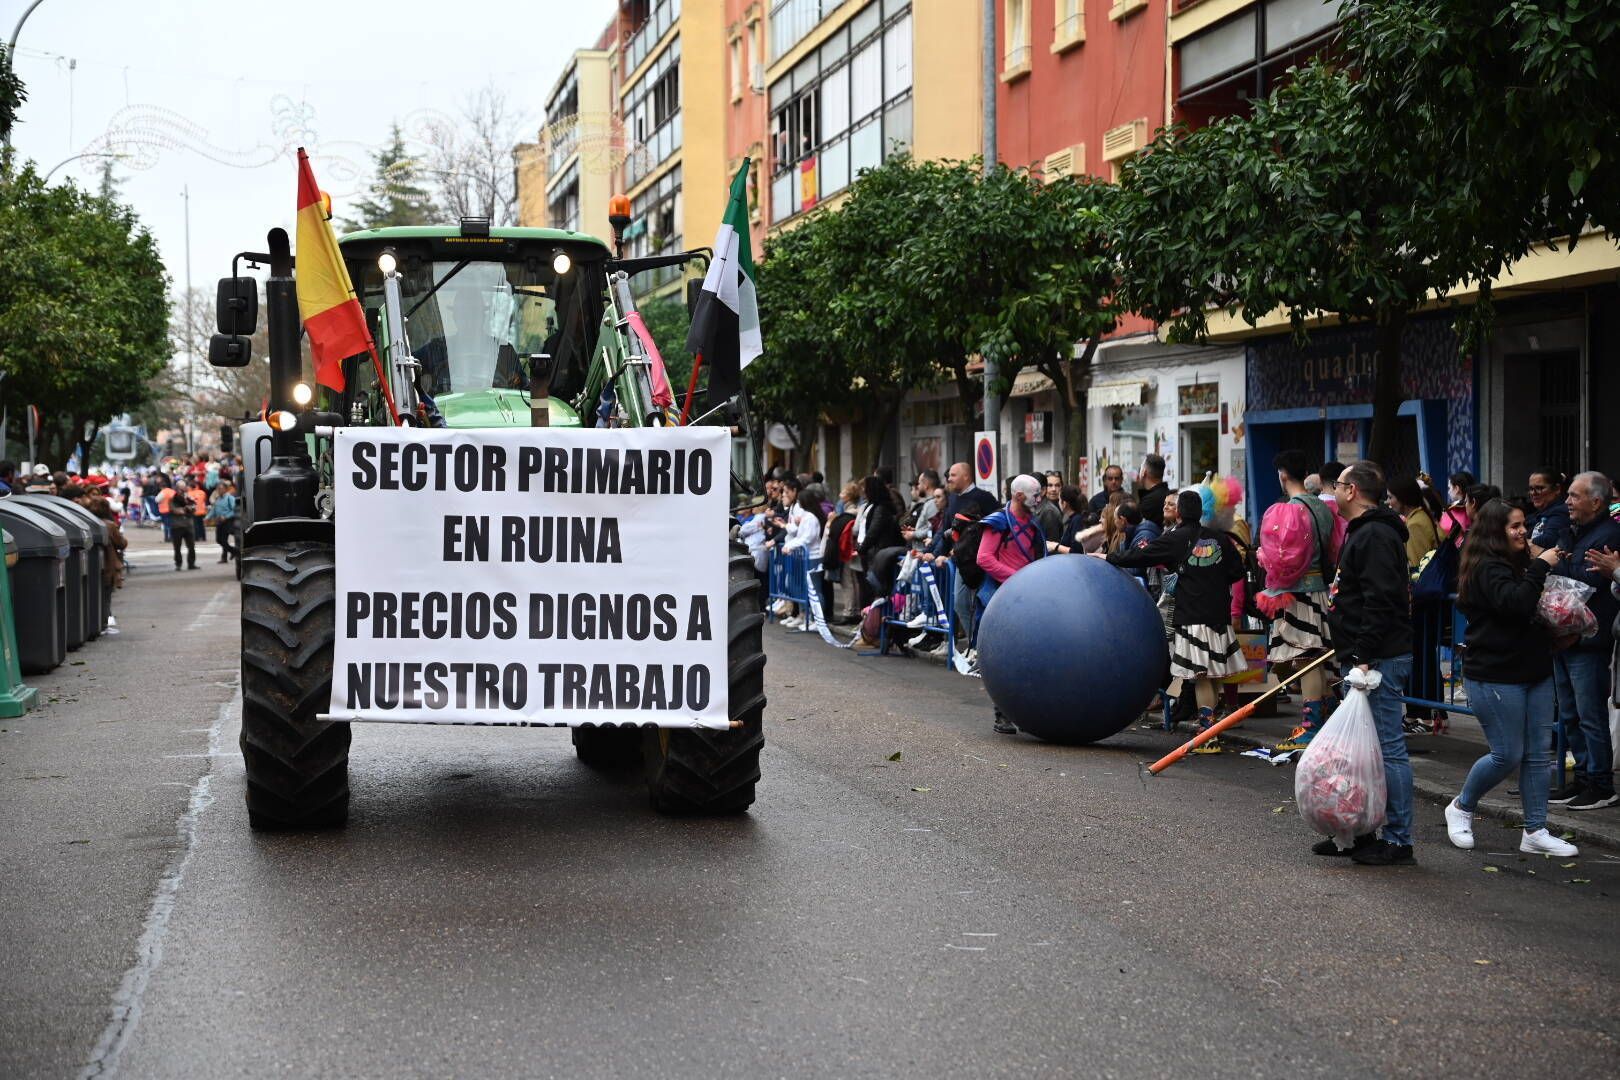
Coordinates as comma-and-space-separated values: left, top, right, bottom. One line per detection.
1548, 471, 1620, 810
1136, 454, 1171, 527
1324, 460, 1417, 865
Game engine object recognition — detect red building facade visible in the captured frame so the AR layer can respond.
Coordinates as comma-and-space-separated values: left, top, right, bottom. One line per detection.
995, 0, 1169, 340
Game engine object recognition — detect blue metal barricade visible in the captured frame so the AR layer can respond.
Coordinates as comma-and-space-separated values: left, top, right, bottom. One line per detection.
879, 556, 955, 654
766, 547, 812, 630
1400, 596, 1474, 718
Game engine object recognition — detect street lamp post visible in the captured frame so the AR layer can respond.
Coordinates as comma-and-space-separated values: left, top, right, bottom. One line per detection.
3, 0, 50, 158
980, 0, 1000, 458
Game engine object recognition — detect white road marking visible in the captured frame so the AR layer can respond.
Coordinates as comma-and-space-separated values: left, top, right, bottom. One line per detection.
78, 657, 238, 1078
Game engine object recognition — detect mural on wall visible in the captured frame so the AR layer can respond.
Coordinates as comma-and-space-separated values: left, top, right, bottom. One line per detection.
1245, 316, 1474, 475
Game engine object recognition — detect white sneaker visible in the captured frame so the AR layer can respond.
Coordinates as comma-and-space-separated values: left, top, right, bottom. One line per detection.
905, 612, 929, 628
1520, 829, 1579, 857
772, 600, 792, 616
1443, 799, 1474, 850
781, 616, 802, 629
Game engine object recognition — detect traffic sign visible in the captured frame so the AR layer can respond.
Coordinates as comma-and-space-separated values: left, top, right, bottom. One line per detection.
974, 430, 999, 496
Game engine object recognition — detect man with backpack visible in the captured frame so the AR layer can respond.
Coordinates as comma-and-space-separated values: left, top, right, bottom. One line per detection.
933, 462, 1000, 652
973, 474, 1047, 734
1258, 450, 1342, 750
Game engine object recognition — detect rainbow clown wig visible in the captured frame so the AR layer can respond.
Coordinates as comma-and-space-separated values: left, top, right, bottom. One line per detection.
1193, 475, 1245, 530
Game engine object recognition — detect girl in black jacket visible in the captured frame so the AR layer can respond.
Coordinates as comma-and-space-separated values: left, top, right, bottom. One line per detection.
1105, 490, 1246, 748
1446, 499, 1577, 857
858, 474, 905, 603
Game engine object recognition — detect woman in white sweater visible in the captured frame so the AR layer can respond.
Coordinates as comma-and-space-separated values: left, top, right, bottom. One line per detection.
779, 489, 825, 628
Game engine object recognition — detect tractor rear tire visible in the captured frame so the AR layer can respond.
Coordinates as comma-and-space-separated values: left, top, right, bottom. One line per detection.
239, 540, 349, 830
571, 725, 644, 769
642, 545, 766, 814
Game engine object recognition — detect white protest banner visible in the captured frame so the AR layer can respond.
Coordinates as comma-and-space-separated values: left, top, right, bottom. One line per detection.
325, 426, 730, 729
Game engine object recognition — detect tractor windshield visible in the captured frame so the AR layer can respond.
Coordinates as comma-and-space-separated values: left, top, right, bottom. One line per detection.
392, 260, 590, 397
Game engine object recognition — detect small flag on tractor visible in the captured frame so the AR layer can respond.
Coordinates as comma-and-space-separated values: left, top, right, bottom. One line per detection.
686, 160, 762, 402
294, 148, 372, 394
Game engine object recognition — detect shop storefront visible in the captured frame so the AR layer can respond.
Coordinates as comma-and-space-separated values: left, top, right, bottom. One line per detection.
1084, 338, 1247, 500
1243, 315, 1477, 510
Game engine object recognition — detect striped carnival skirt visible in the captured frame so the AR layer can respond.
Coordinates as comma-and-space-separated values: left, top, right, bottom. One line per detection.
1170, 623, 1248, 680
1267, 591, 1331, 663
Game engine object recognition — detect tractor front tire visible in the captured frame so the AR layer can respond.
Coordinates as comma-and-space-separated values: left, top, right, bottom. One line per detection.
572, 725, 644, 769
642, 546, 766, 814
239, 540, 349, 829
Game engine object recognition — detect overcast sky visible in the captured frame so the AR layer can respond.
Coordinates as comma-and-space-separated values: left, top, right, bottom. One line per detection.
7, 0, 617, 298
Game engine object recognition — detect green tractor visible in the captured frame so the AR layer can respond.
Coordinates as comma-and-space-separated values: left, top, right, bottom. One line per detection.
208, 216, 766, 829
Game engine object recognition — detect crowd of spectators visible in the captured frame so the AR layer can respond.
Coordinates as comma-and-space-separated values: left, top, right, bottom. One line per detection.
741, 450, 1620, 868
2, 451, 243, 573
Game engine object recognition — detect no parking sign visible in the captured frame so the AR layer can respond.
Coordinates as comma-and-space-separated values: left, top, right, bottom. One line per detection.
974, 430, 999, 496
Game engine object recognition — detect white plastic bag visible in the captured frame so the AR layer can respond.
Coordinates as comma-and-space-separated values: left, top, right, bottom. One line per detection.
1536, 575, 1597, 639
1294, 667, 1387, 850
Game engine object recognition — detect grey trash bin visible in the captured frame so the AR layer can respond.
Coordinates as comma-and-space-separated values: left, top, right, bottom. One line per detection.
13, 496, 109, 639
0, 503, 70, 673
10, 498, 89, 650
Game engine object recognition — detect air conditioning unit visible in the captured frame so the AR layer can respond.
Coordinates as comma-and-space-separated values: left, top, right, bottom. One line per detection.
1042, 143, 1086, 181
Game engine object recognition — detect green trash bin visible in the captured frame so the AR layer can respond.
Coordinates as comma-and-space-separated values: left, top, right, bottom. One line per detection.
0, 527, 39, 716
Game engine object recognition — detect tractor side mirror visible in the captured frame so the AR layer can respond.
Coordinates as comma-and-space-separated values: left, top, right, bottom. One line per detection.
208, 333, 252, 368
216, 277, 259, 335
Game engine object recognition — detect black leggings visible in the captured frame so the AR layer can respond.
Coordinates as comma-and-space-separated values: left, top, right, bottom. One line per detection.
216, 521, 237, 561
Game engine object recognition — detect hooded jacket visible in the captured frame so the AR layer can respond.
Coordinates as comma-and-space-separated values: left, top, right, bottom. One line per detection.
1549, 513, 1620, 654
1326, 505, 1413, 666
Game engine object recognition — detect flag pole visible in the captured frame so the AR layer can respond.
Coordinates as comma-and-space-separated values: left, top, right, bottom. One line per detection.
680, 352, 705, 425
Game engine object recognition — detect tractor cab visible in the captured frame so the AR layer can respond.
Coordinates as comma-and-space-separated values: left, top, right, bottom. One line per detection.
336, 225, 614, 429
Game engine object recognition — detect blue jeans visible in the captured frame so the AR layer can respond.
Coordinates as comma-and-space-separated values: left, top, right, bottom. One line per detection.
1553, 649, 1616, 796
1363, 655, 1414, 846
1459, 677, 1556, 831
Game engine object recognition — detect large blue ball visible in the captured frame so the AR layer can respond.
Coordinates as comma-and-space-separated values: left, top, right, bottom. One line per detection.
977, 556, 1168, 744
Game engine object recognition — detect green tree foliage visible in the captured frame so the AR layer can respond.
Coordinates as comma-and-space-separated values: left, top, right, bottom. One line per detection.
749, 221, 853, 466
338, 122, 439, 232
0, 165, 171, 467
0, 45, 26, 175
1114, 62, 1480, 464
1341, 0, 1620, 279
750, 156, 1121, 471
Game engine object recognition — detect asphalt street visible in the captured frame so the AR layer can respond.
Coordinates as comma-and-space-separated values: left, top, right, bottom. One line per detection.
3, 532, 1618, 1078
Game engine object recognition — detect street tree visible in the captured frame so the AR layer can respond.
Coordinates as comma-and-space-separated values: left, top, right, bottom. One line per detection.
1113, 62, 1480, 465
0, 44, 25, 175
423, 85, 528, 225
1341, 0, 1620, 284
0, 165, 170, 467
750, 221, 856, 470
892, 164, 1122, 460
337, 122, 438, 232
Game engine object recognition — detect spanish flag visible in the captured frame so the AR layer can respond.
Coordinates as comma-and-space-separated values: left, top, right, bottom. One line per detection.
295, 147, 370, 393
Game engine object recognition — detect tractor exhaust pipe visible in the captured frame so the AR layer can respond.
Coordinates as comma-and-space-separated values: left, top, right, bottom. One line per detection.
255, 227, 318, 521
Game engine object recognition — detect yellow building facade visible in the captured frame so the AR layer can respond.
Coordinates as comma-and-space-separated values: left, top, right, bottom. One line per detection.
618, 0, 729, 298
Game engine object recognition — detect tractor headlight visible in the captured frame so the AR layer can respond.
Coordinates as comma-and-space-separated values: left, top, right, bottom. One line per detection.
551, 250, 572, 276
377, 250, 398, 275
267, 410, 298, 432
291, 381, 314, 407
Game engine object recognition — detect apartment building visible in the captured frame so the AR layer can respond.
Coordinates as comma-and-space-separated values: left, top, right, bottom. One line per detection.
615, 0, 730, 299
764, 0, 981, 229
